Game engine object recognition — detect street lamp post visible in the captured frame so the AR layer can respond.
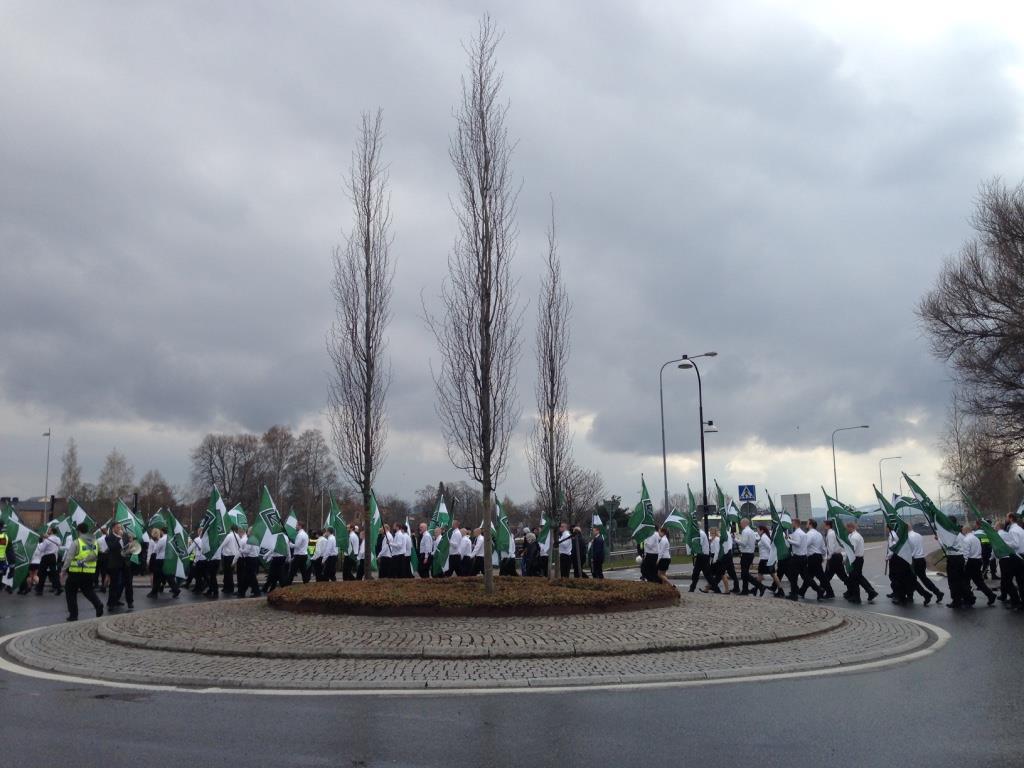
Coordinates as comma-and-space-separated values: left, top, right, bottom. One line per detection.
831, 424, 869, 498
898, 473, 920, 498
878, 456, 901, 497
659, 356, 688, 518
679, 352, 718, 532
42, 428, 52, 500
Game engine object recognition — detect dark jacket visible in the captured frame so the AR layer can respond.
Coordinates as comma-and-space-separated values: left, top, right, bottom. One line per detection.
591, 535, 605, 564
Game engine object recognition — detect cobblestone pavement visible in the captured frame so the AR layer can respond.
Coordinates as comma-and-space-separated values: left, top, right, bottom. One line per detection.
92, 592, 842, 659
3, 593, 934, 690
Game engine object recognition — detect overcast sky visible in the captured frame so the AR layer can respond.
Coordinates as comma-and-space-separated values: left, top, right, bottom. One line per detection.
3, 1, 1023, 510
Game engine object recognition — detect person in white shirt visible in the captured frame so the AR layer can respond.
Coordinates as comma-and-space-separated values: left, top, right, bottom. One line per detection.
398, 524, 413, 579
376, 525, 394, 579
220, 525, 243, 594
236, 527, 262, 597
356, 530, 367, 580
963, 523, 996, 606
538, 526, 552, 578
1006, 513, 1024, 608
656, 527, 671, 585
641, 530, 661, 583
736, 518, 759, 594
688, 526, 720, 593
945, 516, 972, 608
995, 522, 1021, 607
557, 523, 573, 578
146, 528, 179, 599
797, 519, 824, 599
343, 525, 360, 581
755, 525, 778, 596
448, 521, 464, 577
907, 528, 942, 603
844, 522, 877, 604
289, 523, 310, 585
820, 519, 849, 600
312, 530, 329, 581
703, 528, 724, 592
418, 523, 434, 578
34, 528, 63, 596
323, 528, 339, 582
471, 527, 485, 575
458, 528, 473, 576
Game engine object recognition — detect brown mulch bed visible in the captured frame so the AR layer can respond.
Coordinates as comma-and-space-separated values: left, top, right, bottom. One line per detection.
266, 576, 679, 617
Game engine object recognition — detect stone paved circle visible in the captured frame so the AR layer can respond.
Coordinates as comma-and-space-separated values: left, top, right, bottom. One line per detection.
2, 593, 938, 691
93, 593, 842, 659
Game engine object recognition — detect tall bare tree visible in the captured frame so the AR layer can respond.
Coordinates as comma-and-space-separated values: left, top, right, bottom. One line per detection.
97, 448, 134, 504
426, 15, 522, 593
327, 108, 394, 575
919, 179, 1024, 457
259, 425, 295, 502
189, 433, 261, 509
286, 428, 337, 527
58, 437, 85, 500
527, 207, 572, 581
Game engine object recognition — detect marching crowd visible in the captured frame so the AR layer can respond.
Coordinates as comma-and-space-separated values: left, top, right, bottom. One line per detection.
5, 509, 1023, 622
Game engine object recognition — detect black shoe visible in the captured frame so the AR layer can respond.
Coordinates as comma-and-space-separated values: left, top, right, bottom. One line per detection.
787, 594, 799, 601
145, 592, 157, 598
935, 592, 944, 603
54, 588, 63, 595
126, 603, 134, 610
730, 588, 740, 594
96, 605, 104, 618
923, 594, 932, 606
66, 616, 78, 622
867, 593, 877, 603
987, 595, 996, 606
172, 590, 181, 598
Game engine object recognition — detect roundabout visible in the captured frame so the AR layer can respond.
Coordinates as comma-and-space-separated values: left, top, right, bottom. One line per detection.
0, 591, 945, 693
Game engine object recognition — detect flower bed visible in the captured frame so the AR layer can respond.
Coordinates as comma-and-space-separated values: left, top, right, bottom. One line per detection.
267, 576, 679, 616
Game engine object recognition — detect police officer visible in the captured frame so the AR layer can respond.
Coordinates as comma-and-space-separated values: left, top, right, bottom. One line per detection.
61, 523, 104, 621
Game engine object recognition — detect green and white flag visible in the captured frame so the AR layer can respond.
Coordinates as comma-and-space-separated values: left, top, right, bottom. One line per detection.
823, 487, 862, 520
147, 508, 168, 531
429, 496, 451, 534
68, 498, 96, 533
538, 509, 554, 551
962, 492, 1017, 561
250, 486, 288, 556
283, 508, 300, 544
492, 497, 513, 558
114, 500, 145, 564
429, 495, 452, 577
199, 487, 229, 557
627, 476, 656, 544
900, 474, 959, 553
875, 487, 912, 563
714, 481, 734, 557
326, 492, 347, 540
663, 508, 686, 533
767, 492, 791, 561
227, 503, 248, 532
591, 512, 608, 547
368, 489, 382, 572
163, 510, 190, 581
2, 517, 40, 591
406, 515, 420, 575
682, 485, 704, 555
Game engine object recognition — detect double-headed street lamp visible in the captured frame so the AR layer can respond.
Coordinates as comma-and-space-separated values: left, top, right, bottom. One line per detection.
878, 455, 902, 497
831, 424, 869, 498
42, 428, 52, 501
679, 352, 717, 532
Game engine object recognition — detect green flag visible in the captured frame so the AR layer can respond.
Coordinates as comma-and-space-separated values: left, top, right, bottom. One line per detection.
767, 493, 790, 561
227, 503, 248, 531
283, 508, 299, 544
163, 510, 190, 581
2, 516, 40, 591
627, 477, 656, 544
538, 509, 553, 551
199, 487, 229, 557
962, 492, 1017, 560
823, 487, 862, 520
900, 474, 960, 553
326, 492, 347, 542
714, 481, 735, 557
875, 487, 912, 563
429, 496, 452, 577
492, 497, 513, 558
368, 489, 382, 572
68, 498, 96, 533
114, 500, 145, 564
250, 486, 288, 556
147, 508, 168, 531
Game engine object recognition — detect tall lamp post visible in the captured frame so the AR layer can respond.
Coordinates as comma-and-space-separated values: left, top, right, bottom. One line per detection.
679, 352, 718, 532
831, 424, 869, 498
42, 428, 52, 500
659, 355, 689, 518
878, 455, 901, 497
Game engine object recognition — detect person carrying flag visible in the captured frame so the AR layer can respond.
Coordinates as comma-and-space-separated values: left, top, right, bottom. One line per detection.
963, 522, 996, 606
844, 521, 878, 604
820, 519, 848, 600
590, 525, 605, 579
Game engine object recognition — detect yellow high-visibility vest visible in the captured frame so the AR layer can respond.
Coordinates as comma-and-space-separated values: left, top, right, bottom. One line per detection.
69, 539, 99, 574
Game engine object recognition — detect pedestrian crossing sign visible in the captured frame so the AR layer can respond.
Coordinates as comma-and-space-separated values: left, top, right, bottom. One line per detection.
738, 485, 756, 502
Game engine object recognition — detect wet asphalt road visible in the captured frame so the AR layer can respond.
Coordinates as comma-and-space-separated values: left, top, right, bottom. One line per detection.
1, 545, 1021, 768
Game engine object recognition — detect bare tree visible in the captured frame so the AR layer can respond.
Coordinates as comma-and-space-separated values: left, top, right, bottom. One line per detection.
58, 437, 85, 500
919, 179, 1024, 457
286, 428, 338, 527
426, 15, 522, 593
327, 108, 394, 576
97, 448, 134, 504
259, 425, 295, 502
526, 205, 572, 580
136, 469, 177, 517
189, 433, 261, 510
563, 463, 605, 529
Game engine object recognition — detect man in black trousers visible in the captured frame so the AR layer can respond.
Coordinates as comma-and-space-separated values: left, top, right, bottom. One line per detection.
736, 518, 759, 595
590, 527, 605, 579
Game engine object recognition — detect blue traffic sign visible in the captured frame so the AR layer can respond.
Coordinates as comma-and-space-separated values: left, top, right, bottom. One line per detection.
738, 485, 756, 502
